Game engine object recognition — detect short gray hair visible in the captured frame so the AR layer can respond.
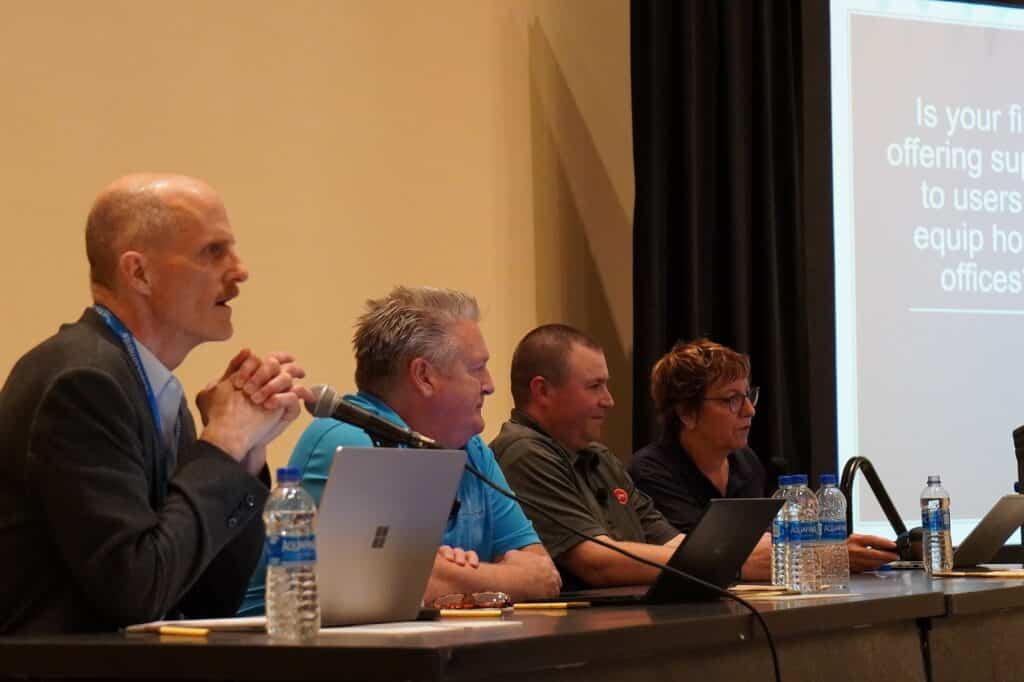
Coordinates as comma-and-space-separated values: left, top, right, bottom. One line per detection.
353, 286, 480, 396
85, 189, 179, 288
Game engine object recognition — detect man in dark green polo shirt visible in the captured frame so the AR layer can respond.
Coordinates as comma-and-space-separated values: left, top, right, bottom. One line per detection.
492, 324, 774, 589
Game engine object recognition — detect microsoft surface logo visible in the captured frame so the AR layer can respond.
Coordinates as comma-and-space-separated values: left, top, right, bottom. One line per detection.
371, 525, 389, 549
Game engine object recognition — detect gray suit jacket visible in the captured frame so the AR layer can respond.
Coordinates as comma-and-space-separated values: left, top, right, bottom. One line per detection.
0, 309, 268, 633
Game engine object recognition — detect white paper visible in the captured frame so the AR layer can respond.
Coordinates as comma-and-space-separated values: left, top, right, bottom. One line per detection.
127, 615, 522, 635
319, 620, 522, 636
125, 616, 266, 632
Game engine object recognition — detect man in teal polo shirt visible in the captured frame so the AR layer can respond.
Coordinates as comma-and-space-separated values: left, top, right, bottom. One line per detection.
241, 286, 560, 613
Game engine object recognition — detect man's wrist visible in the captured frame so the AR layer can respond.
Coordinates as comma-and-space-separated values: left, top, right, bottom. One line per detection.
243, 445, 268, 477
199, 425, 248, 461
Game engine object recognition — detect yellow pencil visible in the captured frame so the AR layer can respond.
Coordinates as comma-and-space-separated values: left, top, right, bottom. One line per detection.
513, 602, 591, 610
439, 608, 504, 618
157, 626, 210, 637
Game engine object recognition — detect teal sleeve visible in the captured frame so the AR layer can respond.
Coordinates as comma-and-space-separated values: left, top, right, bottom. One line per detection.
288, 418, 374, 507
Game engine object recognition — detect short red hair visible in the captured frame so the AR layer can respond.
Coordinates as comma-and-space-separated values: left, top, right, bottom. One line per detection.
650, 338, 751, 437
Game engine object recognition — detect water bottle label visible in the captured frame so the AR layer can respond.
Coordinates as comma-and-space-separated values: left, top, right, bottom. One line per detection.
266, 534, 317, 567
786, 520, 799, 544
820, 519, 847, 542
789, 520, 820, 543
922, 508, 950, 532
772, 518, 787, 543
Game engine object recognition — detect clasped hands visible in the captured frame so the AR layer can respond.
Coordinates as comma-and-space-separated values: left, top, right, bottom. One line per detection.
197, 349, 315, 476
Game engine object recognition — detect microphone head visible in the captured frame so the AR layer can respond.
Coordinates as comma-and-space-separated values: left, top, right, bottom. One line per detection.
306, 384, 342, 418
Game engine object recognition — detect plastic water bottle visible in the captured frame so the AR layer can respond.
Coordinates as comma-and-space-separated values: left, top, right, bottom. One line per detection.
920, 474, 953, 575
265, 467, 321, 640
770, 476, 794, 587
786, 474, 821, 592
817, 474, 850, 591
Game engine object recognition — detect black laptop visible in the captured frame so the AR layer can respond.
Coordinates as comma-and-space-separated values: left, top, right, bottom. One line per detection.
556, 497, 784, 604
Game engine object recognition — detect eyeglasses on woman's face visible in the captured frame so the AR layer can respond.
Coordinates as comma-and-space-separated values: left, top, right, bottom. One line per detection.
702, 386, 759, 414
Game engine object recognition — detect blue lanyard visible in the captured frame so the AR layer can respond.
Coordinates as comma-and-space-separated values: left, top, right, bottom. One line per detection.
92, 304, 179, 448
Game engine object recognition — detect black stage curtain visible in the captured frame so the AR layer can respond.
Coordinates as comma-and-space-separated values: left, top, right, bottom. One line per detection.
631, 0, 835, 483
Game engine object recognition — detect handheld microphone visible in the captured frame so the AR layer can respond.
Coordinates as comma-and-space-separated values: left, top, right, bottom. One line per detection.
305, 384, 438, 449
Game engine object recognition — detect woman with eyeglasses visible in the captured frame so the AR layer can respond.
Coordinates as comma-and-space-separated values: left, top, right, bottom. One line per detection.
630, 338, 897, 576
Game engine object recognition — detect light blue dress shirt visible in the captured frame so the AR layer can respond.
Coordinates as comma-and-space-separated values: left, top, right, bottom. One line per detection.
134, 340, 183, 458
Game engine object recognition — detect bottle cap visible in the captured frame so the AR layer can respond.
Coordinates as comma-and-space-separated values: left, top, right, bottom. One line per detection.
778, 475, 792, 487
926, 474, 942, 485
276, 466, 301, 484
793, 474, 809, 485
819, 473, 837, 486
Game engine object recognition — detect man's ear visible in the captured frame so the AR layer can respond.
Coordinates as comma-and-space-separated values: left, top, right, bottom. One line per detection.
528, 375, 550, 405
118, 251, 151, 295
676, 403, 697, 431
408, 357, 437, 398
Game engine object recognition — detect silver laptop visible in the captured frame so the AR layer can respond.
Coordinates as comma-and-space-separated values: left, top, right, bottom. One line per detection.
316, 446, 466, 625
953, 494, 1024, 568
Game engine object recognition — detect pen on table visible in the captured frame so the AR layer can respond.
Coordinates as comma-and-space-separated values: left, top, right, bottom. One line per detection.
513, 601, 591, 610
157, 626, 210, 637
439, 608, 504, 618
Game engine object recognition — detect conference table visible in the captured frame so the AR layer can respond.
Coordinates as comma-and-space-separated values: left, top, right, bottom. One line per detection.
3, 571, 1024, 682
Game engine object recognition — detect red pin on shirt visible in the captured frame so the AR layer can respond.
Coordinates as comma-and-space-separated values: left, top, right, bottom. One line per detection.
613, 488, 629, 505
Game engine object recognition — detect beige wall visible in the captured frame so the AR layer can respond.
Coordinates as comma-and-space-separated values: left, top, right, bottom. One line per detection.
0, 0, 635, 469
